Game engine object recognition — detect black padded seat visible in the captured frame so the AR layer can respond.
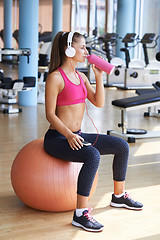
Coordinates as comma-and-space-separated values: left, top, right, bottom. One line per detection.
23, 77, 36, 88
0, 77, 12, 89
112, 91, 160, 109
1, 79, 24, 89
0, 72, 23, 89
136, 89, 157, 95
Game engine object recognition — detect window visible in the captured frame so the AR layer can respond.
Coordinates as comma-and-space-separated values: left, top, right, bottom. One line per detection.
71, 0, 88, 34
71, 0, 106, 36
135, 0, 160, 61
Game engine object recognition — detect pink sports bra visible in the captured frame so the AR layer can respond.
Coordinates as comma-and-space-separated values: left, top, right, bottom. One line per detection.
57, 67, 87, 106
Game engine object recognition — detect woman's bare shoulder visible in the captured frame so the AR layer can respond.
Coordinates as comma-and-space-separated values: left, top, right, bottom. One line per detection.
46, 69, 63, 86
47, 70, 61, 80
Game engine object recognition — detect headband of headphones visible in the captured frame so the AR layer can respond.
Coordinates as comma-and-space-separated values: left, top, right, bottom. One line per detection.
65, 31, 76, 58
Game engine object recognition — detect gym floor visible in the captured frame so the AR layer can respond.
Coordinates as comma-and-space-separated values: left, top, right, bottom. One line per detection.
0, 63, 160, 240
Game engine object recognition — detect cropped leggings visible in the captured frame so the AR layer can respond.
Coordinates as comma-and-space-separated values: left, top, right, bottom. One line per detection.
44, 129, 129, 197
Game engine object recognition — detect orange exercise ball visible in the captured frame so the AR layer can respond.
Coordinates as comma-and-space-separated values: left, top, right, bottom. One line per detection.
11, 138, 98, 212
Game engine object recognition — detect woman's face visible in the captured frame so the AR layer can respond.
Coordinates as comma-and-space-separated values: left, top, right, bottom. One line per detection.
72, 36, 88, 62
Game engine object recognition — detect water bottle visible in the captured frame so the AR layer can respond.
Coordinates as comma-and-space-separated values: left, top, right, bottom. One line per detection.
86, 54, 115, 75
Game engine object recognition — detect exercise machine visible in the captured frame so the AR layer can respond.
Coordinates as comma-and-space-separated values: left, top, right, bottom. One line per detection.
85, 29, 106, 83
98, 33, 126, 87
0, 48, 31, 63
118, 33, 160, 90
107, 42, 160, 142
136, 49, 160, 118
0, 72, 36, 114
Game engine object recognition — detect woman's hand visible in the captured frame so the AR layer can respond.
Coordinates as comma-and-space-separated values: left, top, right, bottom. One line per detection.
92, 63, 103, 79
67, 133, 84, 150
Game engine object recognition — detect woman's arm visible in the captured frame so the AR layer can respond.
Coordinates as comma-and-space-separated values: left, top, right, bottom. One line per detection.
80, 65, 105, 108
45, 72, 84, 150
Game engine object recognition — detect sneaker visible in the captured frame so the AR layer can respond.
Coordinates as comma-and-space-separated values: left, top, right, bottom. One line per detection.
72, 208, 104, 232
110, 192, 143, 210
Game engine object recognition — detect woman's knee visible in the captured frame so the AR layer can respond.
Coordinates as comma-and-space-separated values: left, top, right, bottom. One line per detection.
115, 137, 129, 156
121, 139, 129, 157
84, 147, 100, 169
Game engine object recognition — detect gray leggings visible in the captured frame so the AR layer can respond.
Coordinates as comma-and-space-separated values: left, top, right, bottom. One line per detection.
44, 129, 129, 197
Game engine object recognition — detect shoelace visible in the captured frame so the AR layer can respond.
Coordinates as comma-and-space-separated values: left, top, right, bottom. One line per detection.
83, 208, 95, 223
124, 192, 131, 199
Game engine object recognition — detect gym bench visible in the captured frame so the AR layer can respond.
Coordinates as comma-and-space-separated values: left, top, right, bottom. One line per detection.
107, 91, 160, 143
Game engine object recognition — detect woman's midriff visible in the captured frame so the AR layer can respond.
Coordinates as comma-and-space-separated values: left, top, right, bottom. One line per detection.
49, 103, 85, 132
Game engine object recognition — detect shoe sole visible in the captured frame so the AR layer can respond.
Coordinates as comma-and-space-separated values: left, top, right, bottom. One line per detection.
72, 220, 104, 232
110, 202, 143, 210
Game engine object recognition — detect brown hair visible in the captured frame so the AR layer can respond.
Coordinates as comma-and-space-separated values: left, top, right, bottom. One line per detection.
48, 31, 84, 74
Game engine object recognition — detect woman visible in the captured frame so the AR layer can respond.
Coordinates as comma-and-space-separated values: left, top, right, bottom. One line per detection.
44, 31, 143, 232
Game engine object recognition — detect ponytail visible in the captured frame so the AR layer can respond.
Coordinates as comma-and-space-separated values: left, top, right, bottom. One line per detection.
49, 31, 68, 74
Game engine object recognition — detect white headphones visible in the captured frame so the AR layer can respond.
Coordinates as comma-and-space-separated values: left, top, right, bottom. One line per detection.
65, 32, 76, 58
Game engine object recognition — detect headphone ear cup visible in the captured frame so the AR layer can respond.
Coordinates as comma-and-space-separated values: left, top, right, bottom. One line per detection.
65, 47, 76, 57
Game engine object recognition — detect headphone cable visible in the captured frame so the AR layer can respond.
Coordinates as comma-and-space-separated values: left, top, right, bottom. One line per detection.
85, 102, 99, 146
70, 58, 99, 146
